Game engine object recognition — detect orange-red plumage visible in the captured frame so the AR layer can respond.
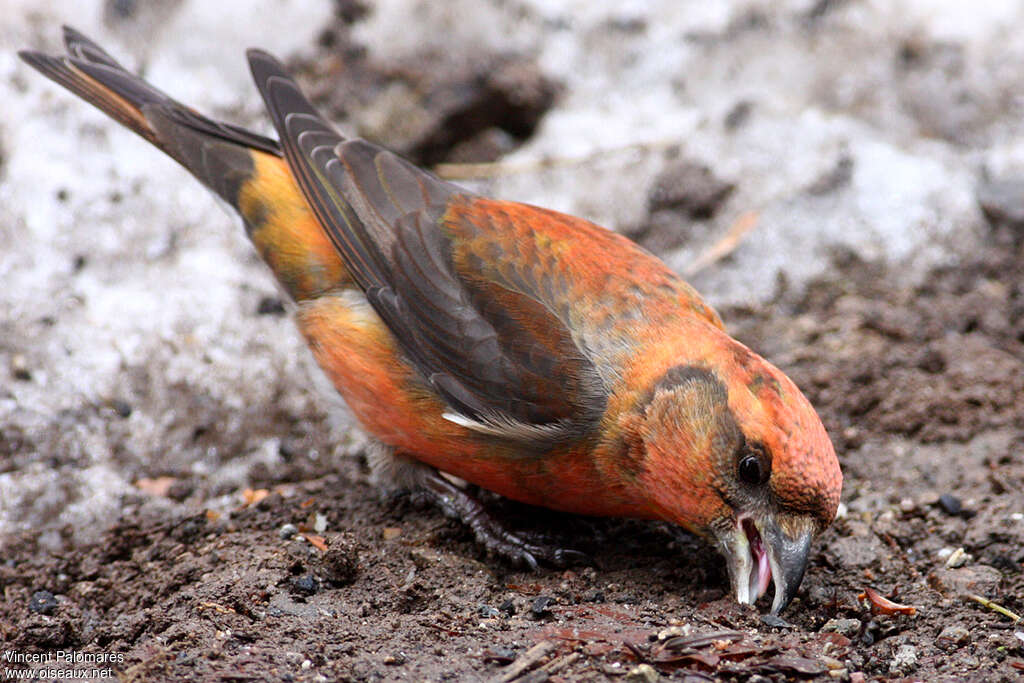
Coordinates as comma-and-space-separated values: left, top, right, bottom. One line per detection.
20, 27, 842, 614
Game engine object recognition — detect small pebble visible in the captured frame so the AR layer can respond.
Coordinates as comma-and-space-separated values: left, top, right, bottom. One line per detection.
530, 595, 555, 618
890, 644, 918, 674
945, 547, 970, 568
936, 624, 970, 649
624, 663, 659, 683
478, 605, 500, 618
821, 618, 861, 637
499, 599, 516, 616
761, 614, 793, 628
657, 625, 692, 640
256, 296, 286, 315
29, 590, 57, 615
382, 527, 402, 540
279, 523, 298, 540
110, 398, 133, 418
319, 536, 360, 586
937, 493, 962, 516
821, 656, 844, 670
11, 354, 31, 381
291, 575, 319, 596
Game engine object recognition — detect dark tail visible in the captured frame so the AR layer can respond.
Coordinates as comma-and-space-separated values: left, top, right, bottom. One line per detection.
19, 26, 281, 206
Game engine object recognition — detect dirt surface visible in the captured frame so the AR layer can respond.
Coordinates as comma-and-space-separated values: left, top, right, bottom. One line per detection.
4, 3, 1024, 682
3, 224, 1023, 683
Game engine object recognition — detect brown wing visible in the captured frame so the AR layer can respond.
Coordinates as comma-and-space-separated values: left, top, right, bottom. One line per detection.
247, 50, 606, 444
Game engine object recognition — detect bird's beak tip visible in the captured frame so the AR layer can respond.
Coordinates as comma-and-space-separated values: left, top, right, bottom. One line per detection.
763, 518, 813, 615
719, 515, 814, 615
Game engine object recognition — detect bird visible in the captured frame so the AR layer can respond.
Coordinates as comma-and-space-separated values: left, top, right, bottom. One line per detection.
20, 27, 842, 614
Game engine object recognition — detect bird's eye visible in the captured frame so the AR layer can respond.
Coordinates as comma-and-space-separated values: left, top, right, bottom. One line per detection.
738, 444, 771, 486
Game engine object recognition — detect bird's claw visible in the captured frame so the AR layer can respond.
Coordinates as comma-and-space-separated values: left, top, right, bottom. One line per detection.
422, 471, 587, 570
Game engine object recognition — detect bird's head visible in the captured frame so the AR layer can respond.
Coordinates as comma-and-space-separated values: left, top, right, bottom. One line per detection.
629, 351, 841, 614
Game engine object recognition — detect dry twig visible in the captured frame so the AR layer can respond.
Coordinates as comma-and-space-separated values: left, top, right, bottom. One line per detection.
968, 594, 1022, 623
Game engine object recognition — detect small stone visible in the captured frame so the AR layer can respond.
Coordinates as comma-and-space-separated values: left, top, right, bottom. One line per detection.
409, 548, 442, 568
724, 100, 753, 129
383, 653, 406, 666
478, 605, 500, 618
936, 624, 970, 650
945, 547, 971, 568
499, 599, 516, 616
290, 575, 319, 596
11, 354, 31, 382
624, 663, 659, 683
319, 535, 359, 586
29, 590, 57, 615
978, 178, 1024, 229
890, 644, 918, 674
938, 494, 962, 516
647, 159, 734, 218
256, 296, 286, 315
761, 614, 793, 628
821, 656, 844, 670
657, 625, 692, 640
109, 398, 133, 418
382, 527, 402, 540
166, 479, 193, 501
279, 523, 298, 540
530, 595, 555, 618
821, 618, 861, 637
933, 565, 1002, 596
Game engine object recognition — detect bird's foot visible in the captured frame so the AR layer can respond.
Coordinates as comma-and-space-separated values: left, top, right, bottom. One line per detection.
421, 472, 588, 570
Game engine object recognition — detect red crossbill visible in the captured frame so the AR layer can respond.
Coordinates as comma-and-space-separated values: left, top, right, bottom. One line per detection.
21, 27, 842, 613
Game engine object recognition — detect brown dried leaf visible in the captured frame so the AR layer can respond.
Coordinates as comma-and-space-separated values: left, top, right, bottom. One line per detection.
663, 630, 746, 651
242, 488, 270, 506
301, 532, 328, 552
859, 587, 918, 615
135, 476, 176, 497
756, 656, 828, 676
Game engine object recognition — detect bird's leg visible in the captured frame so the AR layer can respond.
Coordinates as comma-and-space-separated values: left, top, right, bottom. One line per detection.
420, 470, 588, 570
364, 441, 586, 569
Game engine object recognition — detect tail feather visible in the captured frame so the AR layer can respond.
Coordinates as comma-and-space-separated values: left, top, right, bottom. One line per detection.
18, 26, 281, 201
20, 26, 354, 302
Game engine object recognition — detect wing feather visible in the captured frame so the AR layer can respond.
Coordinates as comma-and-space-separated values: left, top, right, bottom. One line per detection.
248, 50, 606, 444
